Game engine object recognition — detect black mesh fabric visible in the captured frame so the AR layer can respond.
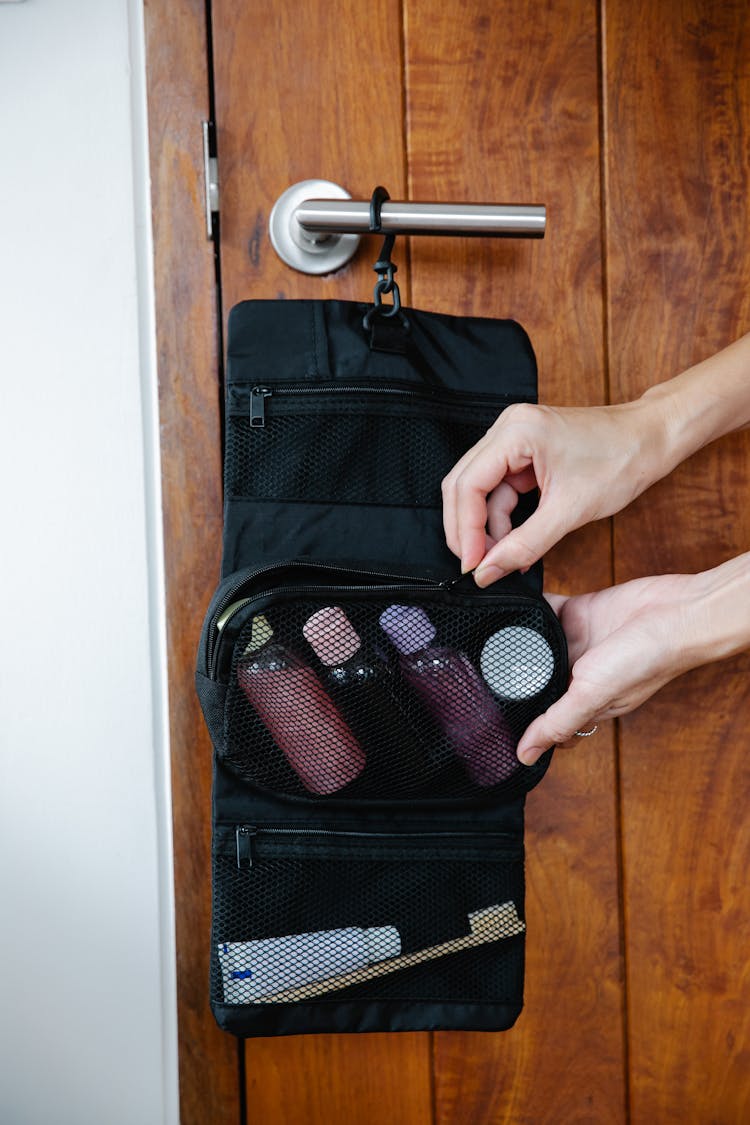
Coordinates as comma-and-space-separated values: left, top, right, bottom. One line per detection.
225, 402, 498, 508
211, 827, 524, 1007
220, 593, 566, 803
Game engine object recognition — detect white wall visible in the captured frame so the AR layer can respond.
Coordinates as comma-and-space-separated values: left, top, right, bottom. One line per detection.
0, 2, 178, 1123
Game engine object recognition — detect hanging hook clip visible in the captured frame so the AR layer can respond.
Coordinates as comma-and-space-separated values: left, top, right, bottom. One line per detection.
363, 186, 410, 334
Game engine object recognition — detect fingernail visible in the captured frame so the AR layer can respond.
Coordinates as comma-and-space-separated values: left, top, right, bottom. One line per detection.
460, 561, 472, 575
474, 564, 500, 587
518, 746, 543, 765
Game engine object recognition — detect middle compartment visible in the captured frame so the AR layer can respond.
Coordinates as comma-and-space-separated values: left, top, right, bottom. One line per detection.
200, 563, 568, 805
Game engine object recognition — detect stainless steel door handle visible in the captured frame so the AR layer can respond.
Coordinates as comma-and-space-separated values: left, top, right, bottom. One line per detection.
269, 179, 546, 275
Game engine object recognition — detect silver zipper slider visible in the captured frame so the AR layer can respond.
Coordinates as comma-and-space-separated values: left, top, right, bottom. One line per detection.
250, 387, 271, 428
236, 825, 256, 869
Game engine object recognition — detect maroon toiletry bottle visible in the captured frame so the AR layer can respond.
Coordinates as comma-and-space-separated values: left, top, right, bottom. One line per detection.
237, 614, 365, 795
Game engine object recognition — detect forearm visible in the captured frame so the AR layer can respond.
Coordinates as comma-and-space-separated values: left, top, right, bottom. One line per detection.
558, 334, 750, 515
637, 333, 750, 479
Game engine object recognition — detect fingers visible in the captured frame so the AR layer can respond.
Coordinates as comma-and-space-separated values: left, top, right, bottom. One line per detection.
442, 409, 537, 573
485, 482, 520, 543
442, 403, 579, 582
441, 430, 499, 563
461, 480, 525, 574
455, 457, 519, 573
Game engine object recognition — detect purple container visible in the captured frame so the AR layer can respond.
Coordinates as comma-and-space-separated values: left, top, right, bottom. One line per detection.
379, 605, 518, 785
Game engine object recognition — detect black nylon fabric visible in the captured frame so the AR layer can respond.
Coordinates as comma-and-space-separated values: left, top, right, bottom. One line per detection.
224, 299, 537, 395
221, 299, 541, 585
200, 298, 556, 1039
214, 999, 523, 1038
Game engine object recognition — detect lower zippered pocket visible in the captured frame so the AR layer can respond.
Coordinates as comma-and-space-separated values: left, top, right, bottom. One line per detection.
197, 562, 567, 805
211, 823, 525, 1010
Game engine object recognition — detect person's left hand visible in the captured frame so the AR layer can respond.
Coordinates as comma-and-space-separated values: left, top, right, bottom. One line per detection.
518, 572, 700, 764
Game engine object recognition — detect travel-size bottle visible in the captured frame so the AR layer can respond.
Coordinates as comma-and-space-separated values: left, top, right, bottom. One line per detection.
236, 615, 365, 794
379, 604, 518, 785
302, 605, 439, 793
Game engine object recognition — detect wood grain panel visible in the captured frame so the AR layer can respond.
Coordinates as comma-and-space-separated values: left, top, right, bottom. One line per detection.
244, 1034, 433, 1125
212, 0, 410, 317
143, 2, 238, 1123
405, 2, 626, 1121
209, 3, 434, 1121
605, 2, 750, 1120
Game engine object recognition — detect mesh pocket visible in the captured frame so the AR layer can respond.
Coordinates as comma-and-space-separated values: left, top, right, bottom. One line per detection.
222, 592, 566, 803
211, 826, 524, 1007
225, 406, 495, 508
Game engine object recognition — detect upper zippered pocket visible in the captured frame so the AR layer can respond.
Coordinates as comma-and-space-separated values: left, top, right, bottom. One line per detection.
224, 381, 517, 510
196, 561, 567, 807
237, 380, 523, 429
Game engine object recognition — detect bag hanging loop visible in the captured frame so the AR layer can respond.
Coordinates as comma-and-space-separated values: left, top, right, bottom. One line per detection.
363, 186, 410, 335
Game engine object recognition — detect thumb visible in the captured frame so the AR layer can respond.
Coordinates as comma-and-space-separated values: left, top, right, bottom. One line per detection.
473, 502, 571, 587
516, 682, 602, 764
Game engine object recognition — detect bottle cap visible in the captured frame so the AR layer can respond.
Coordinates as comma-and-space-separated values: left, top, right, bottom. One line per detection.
303, 606, 362, 665
362, 925, 401, 963
480, 626, 554, 699
242, 614, 274, 655
379, 604, 437, 654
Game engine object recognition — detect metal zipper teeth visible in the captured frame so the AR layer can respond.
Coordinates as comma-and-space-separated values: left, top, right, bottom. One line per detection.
252, 382, 513, 402
248, 383, 516, 426
211, 560, 446, 637
207, 564, 454, 677
234, 824, 518, 868
263, 384, 414, 395
214, 578, 439, 635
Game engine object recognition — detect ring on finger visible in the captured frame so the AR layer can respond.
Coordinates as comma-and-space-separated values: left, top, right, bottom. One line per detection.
573, 724, 599, 738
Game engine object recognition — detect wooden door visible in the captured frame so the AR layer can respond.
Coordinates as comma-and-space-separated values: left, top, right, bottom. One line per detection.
144, 1, 750, 1122
607, 4, 750, 1121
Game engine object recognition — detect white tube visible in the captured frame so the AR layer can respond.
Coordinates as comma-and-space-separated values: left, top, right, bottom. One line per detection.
218, 925, 401, 1003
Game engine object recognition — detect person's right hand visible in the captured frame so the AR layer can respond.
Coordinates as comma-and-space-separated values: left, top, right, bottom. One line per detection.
516, 573, 698, 763
441, 399, 669, 586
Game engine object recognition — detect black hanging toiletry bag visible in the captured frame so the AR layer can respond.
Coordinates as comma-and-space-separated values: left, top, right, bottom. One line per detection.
196, 298, 567, 1038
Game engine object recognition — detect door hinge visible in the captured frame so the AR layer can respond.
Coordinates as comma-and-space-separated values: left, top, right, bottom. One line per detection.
202, 120, 219, 241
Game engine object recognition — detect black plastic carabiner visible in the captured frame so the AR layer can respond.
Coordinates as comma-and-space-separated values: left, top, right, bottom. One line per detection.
363, 185, 410, 333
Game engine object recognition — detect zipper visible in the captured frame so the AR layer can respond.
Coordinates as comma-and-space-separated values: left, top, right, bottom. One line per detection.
248, 382, 513, 428
207, 561, 461, 679
234, 824, 519, 869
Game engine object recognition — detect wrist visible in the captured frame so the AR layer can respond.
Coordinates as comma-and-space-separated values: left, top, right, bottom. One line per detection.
637, 377, 700, 481
678, 554, 750, 671
608, 394, 679, 496
639, 333, 750, 472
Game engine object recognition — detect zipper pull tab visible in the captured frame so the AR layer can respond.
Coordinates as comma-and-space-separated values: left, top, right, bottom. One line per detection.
250, 387, 271, 428
236, 825, 256, 869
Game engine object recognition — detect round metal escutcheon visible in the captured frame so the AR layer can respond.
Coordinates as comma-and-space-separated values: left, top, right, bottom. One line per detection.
269, 179, 360, 275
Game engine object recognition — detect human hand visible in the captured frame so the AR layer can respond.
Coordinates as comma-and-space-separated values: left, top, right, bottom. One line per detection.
441, 400, 669, 587
516, 572, 703, 764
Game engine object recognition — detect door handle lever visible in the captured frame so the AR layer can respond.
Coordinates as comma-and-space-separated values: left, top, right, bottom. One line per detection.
269, 179, 545, 275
